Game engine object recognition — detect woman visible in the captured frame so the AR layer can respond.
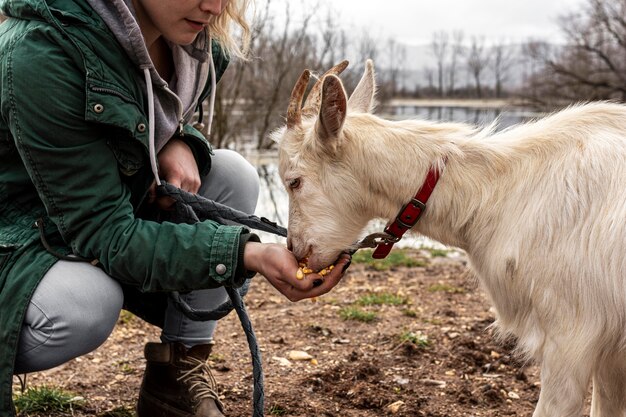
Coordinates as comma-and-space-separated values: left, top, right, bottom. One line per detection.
0, 1, 351, 416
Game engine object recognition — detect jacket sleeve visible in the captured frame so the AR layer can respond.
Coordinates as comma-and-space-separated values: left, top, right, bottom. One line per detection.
4, 27, 249, 292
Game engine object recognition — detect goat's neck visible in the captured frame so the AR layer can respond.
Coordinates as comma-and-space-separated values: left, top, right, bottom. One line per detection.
346, 116, 501, 251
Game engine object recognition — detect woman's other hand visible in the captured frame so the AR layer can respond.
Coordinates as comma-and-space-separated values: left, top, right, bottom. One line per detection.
149, 138, 201, 210
243, 242, 351, 302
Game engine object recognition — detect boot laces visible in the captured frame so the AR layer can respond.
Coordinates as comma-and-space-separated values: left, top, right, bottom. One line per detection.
177, 356, 224, 409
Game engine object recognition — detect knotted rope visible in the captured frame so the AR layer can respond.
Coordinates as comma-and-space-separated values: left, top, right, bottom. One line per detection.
157, 182, 287, 417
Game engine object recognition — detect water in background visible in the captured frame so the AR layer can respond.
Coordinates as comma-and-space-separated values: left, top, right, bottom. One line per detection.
243, 105, 539, 247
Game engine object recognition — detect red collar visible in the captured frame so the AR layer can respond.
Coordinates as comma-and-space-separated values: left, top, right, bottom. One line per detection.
372, 162, 445, 259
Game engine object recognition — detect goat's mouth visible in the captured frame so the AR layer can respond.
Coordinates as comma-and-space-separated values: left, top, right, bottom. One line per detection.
293, 240, 346, 271
305, 250, 344, 272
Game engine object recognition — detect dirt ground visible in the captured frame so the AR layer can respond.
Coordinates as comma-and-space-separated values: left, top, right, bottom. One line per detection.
14, 249, 570, 417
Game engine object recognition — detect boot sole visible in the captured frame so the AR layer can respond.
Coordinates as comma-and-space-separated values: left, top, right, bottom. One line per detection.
137, 390, 194, 417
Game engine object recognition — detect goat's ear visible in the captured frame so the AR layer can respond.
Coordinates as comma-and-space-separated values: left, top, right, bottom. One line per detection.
347, 59, 376, 113
315, 75, 347, 146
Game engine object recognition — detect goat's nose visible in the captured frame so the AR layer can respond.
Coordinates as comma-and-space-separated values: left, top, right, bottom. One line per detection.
287, 237, 293, 251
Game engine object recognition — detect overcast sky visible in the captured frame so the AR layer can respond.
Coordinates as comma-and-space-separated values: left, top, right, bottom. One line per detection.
269, 0, 586, 45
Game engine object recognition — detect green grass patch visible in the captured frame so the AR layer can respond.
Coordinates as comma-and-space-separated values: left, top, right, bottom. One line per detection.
269, 404, 288, 416
356, 292, 408, 306
98, 407, 135, 417
14, 385, 84, 414
428, 248, 450, 257
117, 310, 135, 325
399, 331, 430, 348
428, 283, 465, 294
422, 317, 443, 325
322, 297, 340, 306
351, 249, 426, 270
209, 352, 225, 362
339, 307, 377, 323
116, 361, 135, 375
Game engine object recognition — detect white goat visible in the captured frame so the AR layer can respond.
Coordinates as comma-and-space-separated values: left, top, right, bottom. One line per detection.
274, 60, 626, 417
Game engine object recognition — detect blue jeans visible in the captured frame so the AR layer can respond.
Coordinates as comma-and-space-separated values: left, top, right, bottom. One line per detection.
14, 150, 260, 374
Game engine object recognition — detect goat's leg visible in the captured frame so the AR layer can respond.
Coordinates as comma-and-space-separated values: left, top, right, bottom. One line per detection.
590, 356, 626, 417
532, 349, 592, 417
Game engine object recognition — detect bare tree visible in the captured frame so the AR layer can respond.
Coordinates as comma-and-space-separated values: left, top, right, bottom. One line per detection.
254, 6, 316, 149
448, 30, 464, 97
346, 30, 382, 99
424, 67, 435, 95
431, 31, 449, 97
492, 40, 516, 98
314, 10, 343, 70
381, 39, 407, 98
210, 0, 324, 150
208, 0, 273, 148
560, 0, 626, 99
466, 36, 489, 98
206, 0, 402, 150
523, 0, 626, 104
520, 40, 552, 105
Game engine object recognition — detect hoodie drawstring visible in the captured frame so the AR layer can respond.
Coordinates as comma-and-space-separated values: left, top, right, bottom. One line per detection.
143, 38, 217, 187
143, 66, 160, 186
205, 38, 217, 138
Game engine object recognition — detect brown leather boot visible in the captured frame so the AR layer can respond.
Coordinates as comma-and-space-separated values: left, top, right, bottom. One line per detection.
137, 342, 225, 417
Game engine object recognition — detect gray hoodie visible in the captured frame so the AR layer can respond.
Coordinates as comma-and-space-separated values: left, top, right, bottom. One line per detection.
86, 0, 215, 183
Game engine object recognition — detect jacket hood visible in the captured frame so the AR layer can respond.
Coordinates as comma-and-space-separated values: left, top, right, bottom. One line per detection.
1, 0, 217, 186
85, 0, 215, 184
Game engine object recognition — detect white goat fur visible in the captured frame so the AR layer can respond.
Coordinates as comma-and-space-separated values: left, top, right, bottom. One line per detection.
275, 60, 626, 416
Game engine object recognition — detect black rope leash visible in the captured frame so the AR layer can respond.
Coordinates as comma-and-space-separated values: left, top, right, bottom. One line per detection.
156, 182, 286, 417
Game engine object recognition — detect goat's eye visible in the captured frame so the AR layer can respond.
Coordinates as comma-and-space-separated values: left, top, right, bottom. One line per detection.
288, 178, 301, 190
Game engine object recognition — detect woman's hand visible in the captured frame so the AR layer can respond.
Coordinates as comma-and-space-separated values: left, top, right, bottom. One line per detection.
149, 138, 201, 210
243, 242, 351, 301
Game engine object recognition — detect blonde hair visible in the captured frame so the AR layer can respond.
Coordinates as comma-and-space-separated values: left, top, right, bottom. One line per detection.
208, 0, 252, 59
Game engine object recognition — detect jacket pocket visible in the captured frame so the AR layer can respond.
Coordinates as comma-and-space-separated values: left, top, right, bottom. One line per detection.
0, 246, 15, 271
85, 80, 148, 144
86, 80, 149, 176
0, 235, 23, 274
108, 138, 147, 177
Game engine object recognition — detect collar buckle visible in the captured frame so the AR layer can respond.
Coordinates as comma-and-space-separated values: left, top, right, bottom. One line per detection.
395, 198, 427, 229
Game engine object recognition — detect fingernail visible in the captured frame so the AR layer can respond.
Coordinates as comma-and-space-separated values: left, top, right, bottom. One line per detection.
313, 279, 323, 287
342, 260, 352, 273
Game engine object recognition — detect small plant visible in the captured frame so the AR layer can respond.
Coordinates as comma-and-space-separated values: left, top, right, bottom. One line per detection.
209, 352, 225, 362
269, 404, 288, 416
428, 248, 449, 257
99, 406, 135, 417
322, 297, 340, 306
402, 309, 419, 318
117, 310, 135, 325
356, 292, 408, 306
339, 307, 377, 322
351, 249, 426, 270
399, 331, 430, 348
14, 385, 85, 414
428, 283, 465, 294
116, 361, 134, 375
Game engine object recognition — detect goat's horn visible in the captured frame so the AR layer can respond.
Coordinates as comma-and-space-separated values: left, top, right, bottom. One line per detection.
287, 69, 311, 129
302, 60, 349, 116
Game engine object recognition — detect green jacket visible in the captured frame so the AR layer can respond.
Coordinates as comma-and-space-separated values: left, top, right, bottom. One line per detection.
0, 1, 253, 414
